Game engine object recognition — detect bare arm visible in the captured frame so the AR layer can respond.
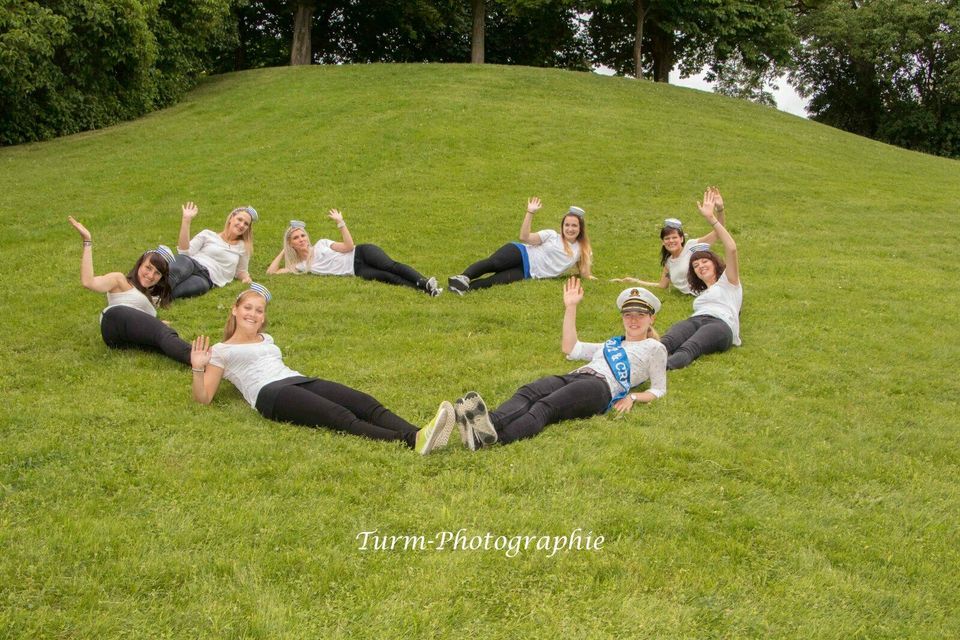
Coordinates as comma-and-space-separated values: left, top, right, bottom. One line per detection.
561, 276, 583, 354
178, 202, 198, 251
68, 216, 128, 293
266, 249, 289, 275
611, 268, 670, 289
519, 197, 543, 245
328, 209, 355, 253
697, 188, 738, 285
695, 187, 727, 245
190, 336, 224, 405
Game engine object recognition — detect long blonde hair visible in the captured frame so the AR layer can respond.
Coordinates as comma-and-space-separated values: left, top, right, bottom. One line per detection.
282, 224, 312, 273
561, 213, 593, 277
223, 290, 268, 340
223, 207, 255, 259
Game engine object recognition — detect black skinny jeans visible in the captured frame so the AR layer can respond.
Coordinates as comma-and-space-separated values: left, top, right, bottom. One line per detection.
461, 243, 526, 289
99, 306, 191, 365
490, 372, 611, 444
353, 244, 427, 291
167, 254, 214, 300
659, 315, 733, 370
257, 378, 420, 447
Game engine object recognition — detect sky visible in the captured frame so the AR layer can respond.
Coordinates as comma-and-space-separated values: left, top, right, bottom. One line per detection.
593, 66, 810, 118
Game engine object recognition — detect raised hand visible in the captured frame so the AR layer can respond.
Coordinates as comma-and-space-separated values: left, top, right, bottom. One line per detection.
697, 188, 719, 220
563, 276, 584, 307
711, 187, 724, 213
526, 197, 542, 214
328, 209, 344, 225
191, 335, 212, 370
67, 216, 92, 241
182, 202, 199, 219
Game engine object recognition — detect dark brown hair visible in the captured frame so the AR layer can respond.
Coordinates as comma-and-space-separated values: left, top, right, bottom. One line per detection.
126, 251, 173, 308
687, 250, 725, 294
659, 226, 686, 266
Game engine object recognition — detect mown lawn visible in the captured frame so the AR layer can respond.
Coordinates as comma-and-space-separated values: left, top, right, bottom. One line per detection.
1, 63, 958, 638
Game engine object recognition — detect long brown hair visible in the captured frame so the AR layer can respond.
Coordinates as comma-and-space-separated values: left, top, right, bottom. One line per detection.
223, 290, 268, 340
126, 252, 173, 308
560, 213, 593, 276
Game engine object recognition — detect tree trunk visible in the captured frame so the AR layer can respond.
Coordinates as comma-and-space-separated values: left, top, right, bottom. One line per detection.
650, 24, 673, 83
633, 0, 647, 79
290, 1, 315, 66
471, 0, 484, 64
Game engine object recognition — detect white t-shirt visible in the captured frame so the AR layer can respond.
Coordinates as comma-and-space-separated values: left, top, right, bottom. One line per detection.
183, 229, 249, 287
692, 271, 743, 346
307, 239, 355, 276
209, 333, 303, 408
567, 337, 668, 399
526, 229, 581, 279
103, 287, 156, 317
666, 239, 699, 295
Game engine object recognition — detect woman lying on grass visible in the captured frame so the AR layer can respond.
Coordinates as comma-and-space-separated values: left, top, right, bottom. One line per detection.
68, 216, 190, 365
190, 284, 454, 454
266, 210, 441, 296
611, 187, 726, 295
659, 188, 742, 370
167, 202, 255, 299
450, 277, 667, 449
447, 197, 594, 294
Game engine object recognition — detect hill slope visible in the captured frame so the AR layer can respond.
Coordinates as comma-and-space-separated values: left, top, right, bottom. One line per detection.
1, 64, 958, 638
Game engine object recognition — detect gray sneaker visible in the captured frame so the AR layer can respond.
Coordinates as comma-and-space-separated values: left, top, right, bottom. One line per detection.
457, 391, 498, 448
425, 276, 442, 297
448, 275, 470, 295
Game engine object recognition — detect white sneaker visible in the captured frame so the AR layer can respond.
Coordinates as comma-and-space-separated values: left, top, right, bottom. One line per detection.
457, 392, 497, 448
448, 275, 470, 296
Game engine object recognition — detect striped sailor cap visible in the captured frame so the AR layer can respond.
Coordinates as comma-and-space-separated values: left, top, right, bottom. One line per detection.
289, 219, 307, 229
663, 217, 683, 229
241, 282, 272, 303
616, 287, 661, 315
688, 242, 711, 254
567, 206, 586, 218
148, 244, 176, 265
239, 205, 259, 222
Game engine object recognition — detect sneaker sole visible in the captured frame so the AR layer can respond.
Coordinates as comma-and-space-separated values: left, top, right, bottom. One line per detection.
454, 398, 478, 451
460, 391, 498, 446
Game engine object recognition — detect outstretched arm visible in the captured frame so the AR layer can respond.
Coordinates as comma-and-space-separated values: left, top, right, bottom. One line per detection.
191, 336, 224, 405
328, 209, 355, 253
178, 202, 198, 252
519, 197, 543, 246
696, 186, 727, 245
610, 268, 670, 289
697, 188, 738, 285
68, 216, 127, 293
561, 276, 583, 355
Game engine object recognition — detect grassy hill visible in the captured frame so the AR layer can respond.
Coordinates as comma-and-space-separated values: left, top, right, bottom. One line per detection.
1, 63, 958, 638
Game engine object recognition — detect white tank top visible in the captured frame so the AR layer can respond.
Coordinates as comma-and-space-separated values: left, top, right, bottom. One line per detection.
104, 287, 157, 317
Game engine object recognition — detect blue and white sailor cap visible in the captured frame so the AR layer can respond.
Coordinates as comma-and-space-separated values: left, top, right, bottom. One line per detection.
616, 287, 661, 315
240, 282, 272, 303
567, 206, 586, 218
234, 205, 258, 222
148, 244, 176, 265
663, 217, 683, 230
688, 242, 711, 255
289, 219, 306, 229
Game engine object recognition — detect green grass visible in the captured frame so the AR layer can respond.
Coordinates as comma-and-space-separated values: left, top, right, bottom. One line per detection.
2, 63, 959, 638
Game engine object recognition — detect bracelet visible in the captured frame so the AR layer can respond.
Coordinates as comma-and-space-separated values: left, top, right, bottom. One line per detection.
711, 219, 720, 226
82, 240, 92, 246
192, 367, 205, 373
337, 222, 346, 228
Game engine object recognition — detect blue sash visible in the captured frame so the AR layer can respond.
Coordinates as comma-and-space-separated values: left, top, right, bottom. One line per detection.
510, 242, 531, 279
602, 336, 631, 411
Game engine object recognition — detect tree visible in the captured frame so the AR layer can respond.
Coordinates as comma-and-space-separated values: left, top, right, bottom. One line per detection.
791, 0, 960, 157
290, 1, 314, 64
472, 0, 484, 63
587, 0, 796, 83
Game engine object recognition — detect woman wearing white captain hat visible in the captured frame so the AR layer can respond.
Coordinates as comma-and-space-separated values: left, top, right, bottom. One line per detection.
451, 277, 667, 449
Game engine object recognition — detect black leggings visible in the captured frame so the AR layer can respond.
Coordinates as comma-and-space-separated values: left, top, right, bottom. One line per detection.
353, 244, 427, 291
99, 306, 191, 365
258, 378, 419, 447
490, 373, 611, 444
168, 254, 214, 300
461, 243, 526, 289
660, 315, 733, 370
